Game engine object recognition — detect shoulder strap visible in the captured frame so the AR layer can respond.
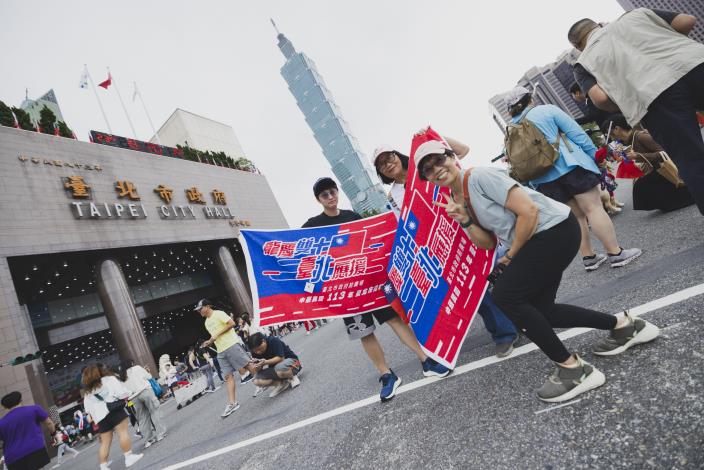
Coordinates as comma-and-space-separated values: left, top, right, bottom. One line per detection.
461, 170, 492, 234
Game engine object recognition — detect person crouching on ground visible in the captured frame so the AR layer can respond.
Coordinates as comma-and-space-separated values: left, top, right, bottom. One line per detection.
415, 138, 659, 402
248, 332, 302, 398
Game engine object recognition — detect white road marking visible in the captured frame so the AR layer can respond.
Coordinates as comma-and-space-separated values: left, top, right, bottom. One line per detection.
163, 282, 704, 470
534, 398, 583, 415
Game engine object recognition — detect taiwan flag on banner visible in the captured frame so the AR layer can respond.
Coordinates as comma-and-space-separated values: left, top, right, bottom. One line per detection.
240, 211, 398, 327
387, 127, 495, 368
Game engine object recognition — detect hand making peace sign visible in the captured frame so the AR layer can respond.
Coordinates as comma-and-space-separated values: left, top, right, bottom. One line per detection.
432, 193, 470, 225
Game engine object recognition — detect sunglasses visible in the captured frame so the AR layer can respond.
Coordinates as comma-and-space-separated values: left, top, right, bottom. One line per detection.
318, 188, 338, 200
419, 153, 448, 180
375, 152, 397, 169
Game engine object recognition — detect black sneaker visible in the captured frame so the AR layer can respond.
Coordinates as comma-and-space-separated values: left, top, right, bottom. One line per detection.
379, 370, 401, 402
240, 373, 254, 384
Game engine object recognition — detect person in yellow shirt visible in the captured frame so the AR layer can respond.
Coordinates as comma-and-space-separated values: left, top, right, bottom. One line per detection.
196, 299, 256, 418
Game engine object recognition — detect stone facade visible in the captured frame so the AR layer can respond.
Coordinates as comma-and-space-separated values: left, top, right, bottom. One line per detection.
0, 126, 287, 411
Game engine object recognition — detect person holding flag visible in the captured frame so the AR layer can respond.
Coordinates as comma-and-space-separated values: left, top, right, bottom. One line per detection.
373, 136, 520, 358
303, 177, 451, 402
415, 131, 659, 402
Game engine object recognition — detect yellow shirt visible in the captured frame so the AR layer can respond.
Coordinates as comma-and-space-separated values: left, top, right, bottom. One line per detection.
204, 310, 241, 353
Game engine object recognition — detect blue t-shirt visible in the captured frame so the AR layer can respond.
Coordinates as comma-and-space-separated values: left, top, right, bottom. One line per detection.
0, 405, 49, 464
252, 336, 298, 361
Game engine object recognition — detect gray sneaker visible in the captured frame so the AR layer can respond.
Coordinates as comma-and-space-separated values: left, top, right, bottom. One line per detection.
268, 380, 290, 398
495, 337, 518, 358
609, 247, 642, 267
583, 253, 607, 271
593, 312, 660, 356
537, 355, 605, 403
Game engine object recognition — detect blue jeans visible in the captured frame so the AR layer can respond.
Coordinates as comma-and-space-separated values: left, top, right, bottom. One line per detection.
478, 294, 518, 345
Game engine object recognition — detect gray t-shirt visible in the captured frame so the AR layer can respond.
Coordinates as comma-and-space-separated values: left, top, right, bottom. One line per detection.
463, 167, 570, 248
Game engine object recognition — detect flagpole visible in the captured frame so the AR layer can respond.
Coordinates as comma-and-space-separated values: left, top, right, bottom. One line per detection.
85, 65, 112, 133
109, 67, 138, 139
133, 82, 161, 145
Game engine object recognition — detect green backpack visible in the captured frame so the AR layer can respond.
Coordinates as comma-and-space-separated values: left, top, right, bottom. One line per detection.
504, 113, 571, 183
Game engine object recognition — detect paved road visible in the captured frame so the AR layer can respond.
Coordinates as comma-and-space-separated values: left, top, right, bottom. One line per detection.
52, 180, 704, 470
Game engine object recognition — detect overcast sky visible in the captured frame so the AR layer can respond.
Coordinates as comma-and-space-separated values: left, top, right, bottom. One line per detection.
1, 0, 624, 227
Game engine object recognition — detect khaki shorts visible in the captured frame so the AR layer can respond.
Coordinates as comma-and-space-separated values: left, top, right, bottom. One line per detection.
217, 343, 250, 377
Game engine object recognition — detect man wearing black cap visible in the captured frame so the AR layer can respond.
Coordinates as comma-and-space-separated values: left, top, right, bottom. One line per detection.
303, 177, 450, 403
195, 299, 256, 418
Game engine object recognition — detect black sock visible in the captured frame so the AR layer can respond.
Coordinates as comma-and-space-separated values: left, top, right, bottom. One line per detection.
583, 254, 596, 260
608, 248, 623, 257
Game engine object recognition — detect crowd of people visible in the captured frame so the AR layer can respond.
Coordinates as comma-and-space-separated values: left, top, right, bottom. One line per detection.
0, 5, 702, 469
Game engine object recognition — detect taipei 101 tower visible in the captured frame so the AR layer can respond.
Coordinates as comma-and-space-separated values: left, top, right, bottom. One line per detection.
272, 20, 389, 215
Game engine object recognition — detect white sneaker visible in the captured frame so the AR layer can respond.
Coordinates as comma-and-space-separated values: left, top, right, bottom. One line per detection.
144, 439, 153, 448
289, 375, 301, 388
252, 386, 266, 397
221, 402, 240, 418
268, 380, 290, 397
124, 452, 144, 468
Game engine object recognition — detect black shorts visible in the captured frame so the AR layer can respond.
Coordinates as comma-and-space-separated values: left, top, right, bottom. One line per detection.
536, 167, 601, 203
7, 448, 50, 470
97, 407, 129, 434
342, 307, 397, 340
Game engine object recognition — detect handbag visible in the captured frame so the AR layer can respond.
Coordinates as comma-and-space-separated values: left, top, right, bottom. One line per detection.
631, 131, 685, 188
96, 392, 125, 413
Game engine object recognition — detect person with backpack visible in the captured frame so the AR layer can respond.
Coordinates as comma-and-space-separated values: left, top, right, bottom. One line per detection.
120, 359, 167, 449
415, 137, 659, 403
504, 86, 641, 271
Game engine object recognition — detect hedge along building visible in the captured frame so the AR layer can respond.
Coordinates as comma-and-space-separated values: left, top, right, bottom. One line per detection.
0, 125, 287, 418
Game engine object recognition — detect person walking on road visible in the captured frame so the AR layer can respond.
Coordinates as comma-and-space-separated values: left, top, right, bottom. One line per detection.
0, 391, 56, 470
120, 359, 167, 449
505, 86, 642, 271
188, 345, 219, 393
416, 137, 660, 402
303, 177, 451, 402
568, 8, 704, 215
196, 299, 257, 418
52, 428, 79, 466
82, 364, 143, 469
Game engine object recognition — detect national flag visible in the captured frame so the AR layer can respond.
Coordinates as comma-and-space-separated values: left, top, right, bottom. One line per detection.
79, 67, 89, 89
383, 280, 407, 322
98, 73, 112, 89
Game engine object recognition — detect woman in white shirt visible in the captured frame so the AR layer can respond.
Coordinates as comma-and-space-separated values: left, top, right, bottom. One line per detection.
120, 359, 167, 448
82, 364, 143, 469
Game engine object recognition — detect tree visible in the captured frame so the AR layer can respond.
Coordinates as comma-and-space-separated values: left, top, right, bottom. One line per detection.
56, 121, 74, 138
11, 107, 35, 131
0, 100, 15, 127
38, 105, 57, 135
361, 208, 381, 218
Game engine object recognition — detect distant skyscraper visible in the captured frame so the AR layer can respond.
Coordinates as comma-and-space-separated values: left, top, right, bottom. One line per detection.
20, 89, 64, 125
489, 49, 586, 128
272, 21, 388, 215
616, 0, 704, 44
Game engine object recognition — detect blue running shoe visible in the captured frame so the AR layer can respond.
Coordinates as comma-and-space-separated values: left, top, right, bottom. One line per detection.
422, 358, 452, 378
379, 370, 401, 402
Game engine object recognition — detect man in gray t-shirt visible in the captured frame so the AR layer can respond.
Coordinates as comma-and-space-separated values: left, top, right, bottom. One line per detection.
465, 167, 570, 248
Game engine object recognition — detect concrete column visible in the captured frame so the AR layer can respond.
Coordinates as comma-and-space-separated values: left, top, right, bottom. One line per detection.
214, 245, 253, 315
96, 259, 156, 374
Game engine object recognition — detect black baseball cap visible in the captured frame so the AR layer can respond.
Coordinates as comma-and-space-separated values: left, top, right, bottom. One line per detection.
313, 177, 337, 198
194, 298, 212, 311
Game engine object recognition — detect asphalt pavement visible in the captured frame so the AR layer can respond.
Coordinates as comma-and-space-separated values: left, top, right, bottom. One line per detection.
50, 180, 704, 470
